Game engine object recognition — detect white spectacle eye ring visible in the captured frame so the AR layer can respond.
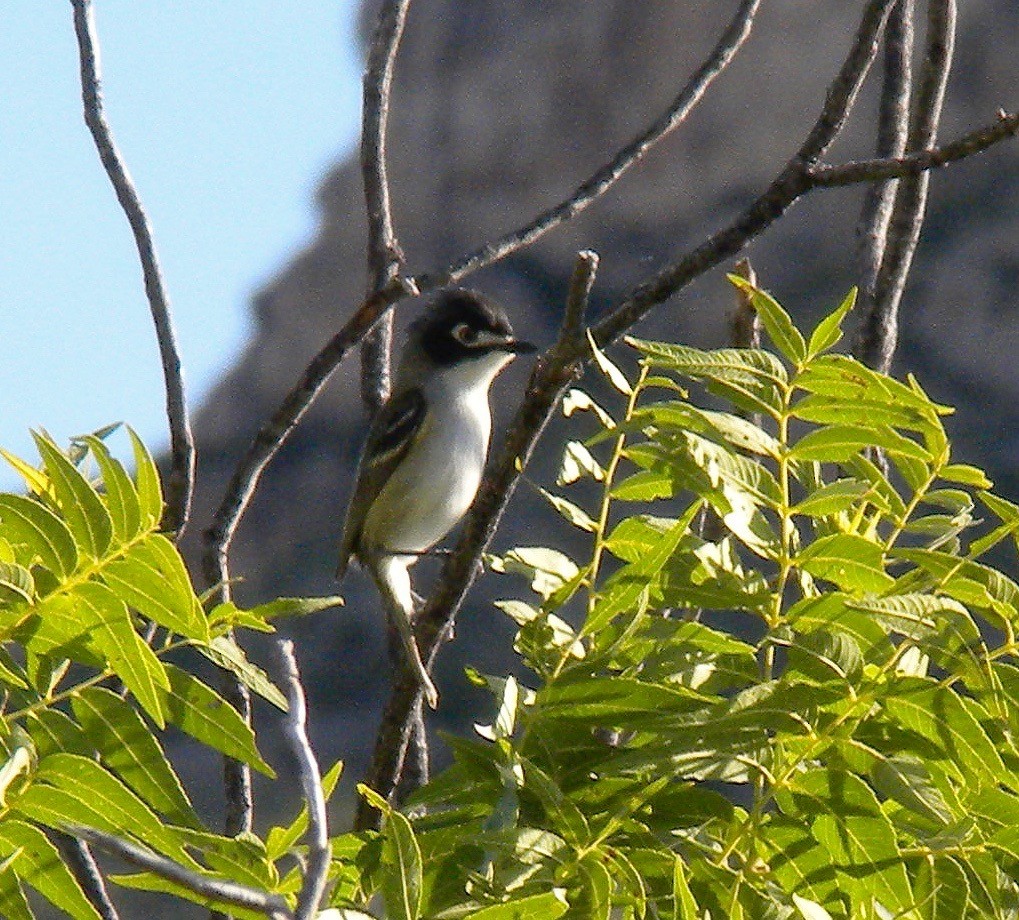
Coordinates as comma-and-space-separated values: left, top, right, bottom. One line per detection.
451, 322, 478, 345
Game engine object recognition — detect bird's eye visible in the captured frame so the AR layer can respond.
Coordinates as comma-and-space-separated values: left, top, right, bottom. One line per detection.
451, 322, 478, 345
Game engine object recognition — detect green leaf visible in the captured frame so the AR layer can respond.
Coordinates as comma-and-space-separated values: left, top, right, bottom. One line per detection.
882, 676, 1005, 787
538, 488, 597, 532
795, 354, 950, 416
941, 463, 993, 489
199, 635, 288, 711
806, 287, 856, 358
779, 769, 913, 913
71, 582, 169, 726
869, 754, 952, 825
914, 855, 970, 920
588, 504, 699, 633
128, 427, 163, 528
625, 339, 788, 386
102, 533, 209, 641
379, 804, 423, 920
791, 479, 877, 518
672, 857, 699, 920
0, 819, 102, 920
0, 563, 34, 605
796, 533, 893, 594
80, 435, 142, 541
465, 890, 569, 919
0, 494, 77, 578
728, 276, 806, 363
33, 433, 113, 560
791, 392, 937, 432
790, 424, 931, 463
588, 331, 632, 394
157, 664, 275, 777
14, 753, 198, 869
72, 686, 200, 828
0, 447, 52, 498
558, 440, 605, 485
242, 595, 344, 621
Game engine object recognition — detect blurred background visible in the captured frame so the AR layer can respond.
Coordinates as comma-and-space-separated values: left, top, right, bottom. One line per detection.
3, 0, 1019, 897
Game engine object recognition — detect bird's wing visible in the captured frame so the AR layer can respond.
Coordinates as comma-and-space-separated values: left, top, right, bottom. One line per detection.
336, 387, 427, 579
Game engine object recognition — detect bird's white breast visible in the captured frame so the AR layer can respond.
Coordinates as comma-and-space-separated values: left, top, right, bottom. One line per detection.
360, 356, 505, 558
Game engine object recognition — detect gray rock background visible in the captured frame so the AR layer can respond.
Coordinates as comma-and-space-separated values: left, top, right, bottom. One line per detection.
169, 0, 1018, 831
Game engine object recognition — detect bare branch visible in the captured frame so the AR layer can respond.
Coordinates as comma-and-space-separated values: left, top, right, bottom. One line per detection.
355, 251, 600, 829
68, 826, 292, 920
855, 0, 914, 357
70, 0, 195, 537
592, 0, 898, 348
809, 111, 1016, 187
274, 641, 330, 920
414, 0, 761, 291
54, 832, 121, 920
857, 0, 958, 373
360, 0, 413, 415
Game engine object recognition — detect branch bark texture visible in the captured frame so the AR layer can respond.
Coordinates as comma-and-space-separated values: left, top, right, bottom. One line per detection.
70, 0, 195, 537
360, 0, 413, 414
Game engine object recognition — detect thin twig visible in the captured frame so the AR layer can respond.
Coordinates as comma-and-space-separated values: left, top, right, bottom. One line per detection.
810, 111, 1015, 188
355, 251, 599, 829
360, 0, 413, 415
854, 0, 914, 361
70, 0, 195, 537
590, 0, 899, 349
413, 0, 762, 291
68, 826, 292, 920
54, 832, 121, 920
274, 640, 330, 920
857, 0, 958, 373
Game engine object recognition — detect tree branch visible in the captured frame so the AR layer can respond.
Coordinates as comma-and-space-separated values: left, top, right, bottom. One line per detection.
54, 832, 121, 920
70, 0, 195, 537
360, 0, 413, 415
68, 826, 292, 920
274, 640, 330, 920
854, 0, 914, 363
856, 0, 958, 373
413, 0, 762, 291
355, 251, 600, 829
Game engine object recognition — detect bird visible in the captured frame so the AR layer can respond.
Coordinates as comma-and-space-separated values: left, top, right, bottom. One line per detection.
337, 289, 536, 708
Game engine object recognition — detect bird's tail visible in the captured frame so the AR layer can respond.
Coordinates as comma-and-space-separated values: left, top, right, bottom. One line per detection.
370, 555, 439, 709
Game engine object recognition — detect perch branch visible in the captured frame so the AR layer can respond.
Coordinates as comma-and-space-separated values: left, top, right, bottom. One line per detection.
70, 0, 195, 537
413, 0, 762, 291
360, 0, 413, 414
355, 251, 599, 829
274, 641, 330, 920
68, 825, 292, 920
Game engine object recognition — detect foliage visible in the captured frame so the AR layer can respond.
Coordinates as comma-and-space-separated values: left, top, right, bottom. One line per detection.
343, 281, 1019, 919
6, 282, 1019, 919
0, 429, 344, 918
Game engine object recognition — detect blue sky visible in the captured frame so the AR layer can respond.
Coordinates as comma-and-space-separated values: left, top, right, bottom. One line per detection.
0, 3, 362, 488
